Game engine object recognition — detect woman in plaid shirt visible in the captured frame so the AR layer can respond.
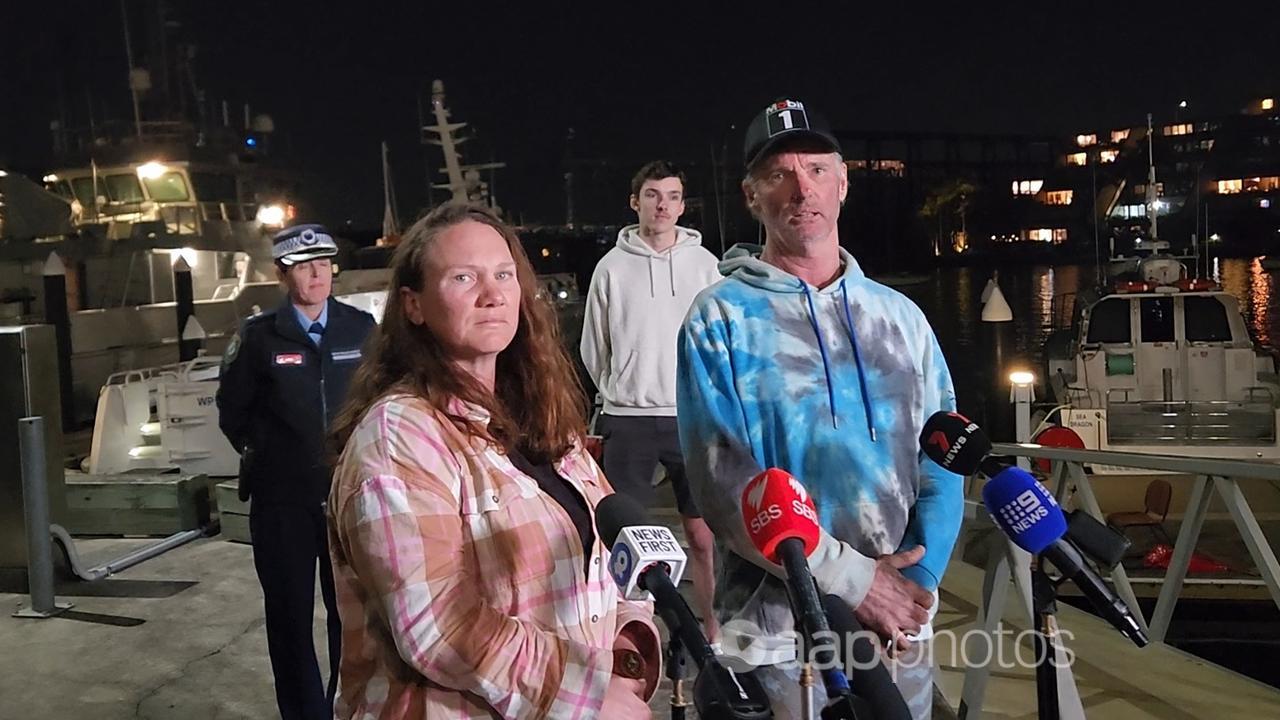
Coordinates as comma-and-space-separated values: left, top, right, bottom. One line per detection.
327, 203, 661, 719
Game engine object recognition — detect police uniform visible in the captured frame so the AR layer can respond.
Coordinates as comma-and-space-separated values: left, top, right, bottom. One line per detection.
216, 224, 376, 720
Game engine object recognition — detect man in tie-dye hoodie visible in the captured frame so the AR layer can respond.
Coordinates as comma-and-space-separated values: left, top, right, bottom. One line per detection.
676, 99, 961, 719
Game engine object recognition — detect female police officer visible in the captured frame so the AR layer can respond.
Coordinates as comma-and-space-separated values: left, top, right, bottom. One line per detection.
217, 224, 376, 719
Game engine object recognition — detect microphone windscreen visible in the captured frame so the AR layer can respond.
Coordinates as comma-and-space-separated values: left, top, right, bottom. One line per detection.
741, 468, 821, 564
981, 466, 1067, 554
919, 410, 992, 475
596, 493, 650, 548
820, 594, 912, 720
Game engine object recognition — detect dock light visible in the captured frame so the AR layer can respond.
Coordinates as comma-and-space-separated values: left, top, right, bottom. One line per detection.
0, 170, 7, 177
1179, 100, 1188, 109
557, 290, 569, 300
1009, 370, 1035, 387
256, 204, 287, 227
42, 173, 58, 183
136, 162, 168, 180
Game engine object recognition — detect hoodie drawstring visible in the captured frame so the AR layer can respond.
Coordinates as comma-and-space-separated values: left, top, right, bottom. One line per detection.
840, 279, 877, 443
799, 279, 878, 442
801, 283, 841, 429
668, 249, 676, 296
646, 256, 655, 298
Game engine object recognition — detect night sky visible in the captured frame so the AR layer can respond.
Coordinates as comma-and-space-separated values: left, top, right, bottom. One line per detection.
4, 1, 1279, 228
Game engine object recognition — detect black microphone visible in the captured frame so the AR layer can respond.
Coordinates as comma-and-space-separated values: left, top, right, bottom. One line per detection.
740, 469, 854, 706
821, 595, 913, 720
919, 410, 1005, 477
983, 467, 1149, 648
597, 493, 773, 720
924, 412, 1149, 648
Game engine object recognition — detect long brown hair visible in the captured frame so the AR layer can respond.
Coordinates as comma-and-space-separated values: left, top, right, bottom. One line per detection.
331, 203, 587, 462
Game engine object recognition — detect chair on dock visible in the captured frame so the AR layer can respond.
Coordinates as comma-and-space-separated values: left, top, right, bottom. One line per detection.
1106, 478, 1174, 549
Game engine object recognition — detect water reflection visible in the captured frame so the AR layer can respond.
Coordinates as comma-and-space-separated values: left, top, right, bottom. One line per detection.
903, 259, 1279, 417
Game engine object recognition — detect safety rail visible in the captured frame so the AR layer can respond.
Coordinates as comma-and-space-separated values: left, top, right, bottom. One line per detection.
958, 442, 1280, 718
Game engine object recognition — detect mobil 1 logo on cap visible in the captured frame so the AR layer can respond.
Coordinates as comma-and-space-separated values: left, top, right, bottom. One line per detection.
767, 99, 810, 136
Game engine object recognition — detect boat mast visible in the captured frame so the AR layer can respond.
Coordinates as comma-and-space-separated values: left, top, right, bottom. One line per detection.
1146, 112, 1159, 241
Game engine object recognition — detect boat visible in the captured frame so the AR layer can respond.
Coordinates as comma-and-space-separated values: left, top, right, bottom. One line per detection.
1040, 115, 1280, 492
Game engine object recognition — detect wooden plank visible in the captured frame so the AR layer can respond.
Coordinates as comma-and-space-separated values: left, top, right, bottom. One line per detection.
62, 472, 211, 536
219, 512, 252, 545
214, 481, 249, 516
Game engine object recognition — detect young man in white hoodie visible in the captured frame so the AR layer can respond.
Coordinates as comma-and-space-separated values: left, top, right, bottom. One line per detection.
581, 160, 723, 640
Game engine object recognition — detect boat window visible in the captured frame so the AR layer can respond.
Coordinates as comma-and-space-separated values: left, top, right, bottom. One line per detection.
69, 177, 98, 206
44, 180, 72, 200
104, 174, 144, 203
189, 173, 238, 203
1086, 298, 1131, 344
1185, 296, 1232, 342
1139, 297, 1175, 343
142, 172, 190, 202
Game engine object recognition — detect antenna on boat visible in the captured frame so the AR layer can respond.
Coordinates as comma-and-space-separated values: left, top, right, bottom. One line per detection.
1146, 112, 1159, 242
1092, 146, 1103, 287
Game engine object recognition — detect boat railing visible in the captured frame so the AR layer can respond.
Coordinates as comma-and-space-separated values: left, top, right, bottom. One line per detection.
1050, 291, 1077, 329
958, 442, 1280, 713
1101, 392, 1277, 444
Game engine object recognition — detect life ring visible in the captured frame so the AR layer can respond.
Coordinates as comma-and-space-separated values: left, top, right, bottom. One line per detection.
1031, 424, 1086, 473
1174, 278, 1217, 291
1115, 281, 1149, 293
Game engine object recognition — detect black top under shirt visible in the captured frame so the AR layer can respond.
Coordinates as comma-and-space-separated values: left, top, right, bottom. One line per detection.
506, 446, 595, 570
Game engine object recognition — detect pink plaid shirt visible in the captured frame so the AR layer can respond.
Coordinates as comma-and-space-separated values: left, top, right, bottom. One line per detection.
328, 393, 661, 719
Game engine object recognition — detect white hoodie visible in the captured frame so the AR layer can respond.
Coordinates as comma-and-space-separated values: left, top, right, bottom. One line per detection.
580, 224, 721, 416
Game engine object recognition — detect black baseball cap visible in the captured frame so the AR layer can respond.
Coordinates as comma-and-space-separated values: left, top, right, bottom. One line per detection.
742, 98, 842, 169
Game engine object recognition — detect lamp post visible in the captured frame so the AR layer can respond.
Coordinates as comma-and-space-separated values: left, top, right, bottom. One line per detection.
1009, 370, 1036, 471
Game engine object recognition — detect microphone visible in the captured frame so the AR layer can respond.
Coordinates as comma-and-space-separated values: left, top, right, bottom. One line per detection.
597, 493, 772, 720
919, 410, 1003, 477
740, 469, 854, 704
982, 466, 1150, 647
821, 595, 913, 720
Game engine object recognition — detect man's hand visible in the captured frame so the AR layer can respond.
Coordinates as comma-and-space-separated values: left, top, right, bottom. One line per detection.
853, 546, 934, 654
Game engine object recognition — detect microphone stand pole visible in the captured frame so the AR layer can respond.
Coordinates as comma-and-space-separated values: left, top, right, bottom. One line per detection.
1032, 562, 1061, 720
667, 633, 690, 720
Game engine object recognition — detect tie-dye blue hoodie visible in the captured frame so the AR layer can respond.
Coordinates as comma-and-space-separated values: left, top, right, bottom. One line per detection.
676, 243, 961, 652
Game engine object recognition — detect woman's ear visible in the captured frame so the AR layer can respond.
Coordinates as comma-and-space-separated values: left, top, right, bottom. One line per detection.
400, 287, 424, 326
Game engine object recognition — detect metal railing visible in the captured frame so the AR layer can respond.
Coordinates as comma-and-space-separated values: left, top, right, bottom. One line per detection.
958, 441, 1280, 718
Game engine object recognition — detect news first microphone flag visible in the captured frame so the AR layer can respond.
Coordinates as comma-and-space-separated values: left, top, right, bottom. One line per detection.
608, 525, 688, 602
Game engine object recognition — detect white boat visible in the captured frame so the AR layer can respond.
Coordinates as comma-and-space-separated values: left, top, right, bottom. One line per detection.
1045, 255, 1280, 474
1042, 113, 1280, 479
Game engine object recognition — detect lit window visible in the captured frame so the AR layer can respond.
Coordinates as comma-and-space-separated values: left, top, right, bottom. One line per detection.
1218, 179, 1243, 194
1099, 150, 1118, 163
1076, 134, 1097, 147
1200, 139, 1215, 151
1262, 199, 1272, 209
1011, 179, 1044, 196
1023, 228, 1068, 243
1243, 176, 1280, 192
1264, 98, 1275, 111
1066, 152, 1088, 166
872, 159, 905, 176
1111, 129, 1131, 143
1113, 204, 1150, 219
1134, 182, 1163, 196
1043, 190, 1074, 205
1163, 123, 1193, 136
